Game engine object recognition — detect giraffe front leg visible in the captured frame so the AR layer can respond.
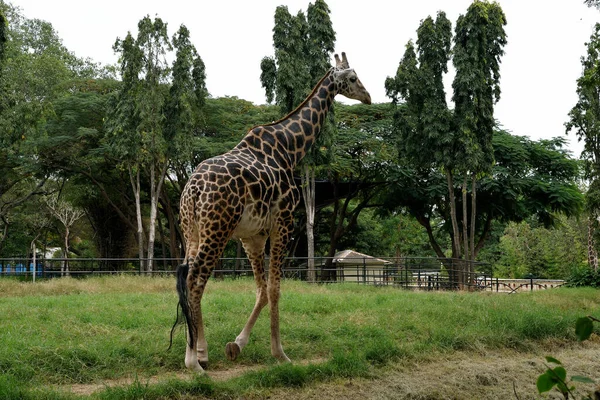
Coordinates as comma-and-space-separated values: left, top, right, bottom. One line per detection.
268, 269, 290, 362
267, 218, 292, 363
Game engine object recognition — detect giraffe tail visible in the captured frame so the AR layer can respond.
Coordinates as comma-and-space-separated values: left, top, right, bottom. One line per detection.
169, 262, 196, 351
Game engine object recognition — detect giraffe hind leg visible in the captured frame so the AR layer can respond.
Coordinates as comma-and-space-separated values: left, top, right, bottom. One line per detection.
173, 261, 205, 372
226, 235, 269, 361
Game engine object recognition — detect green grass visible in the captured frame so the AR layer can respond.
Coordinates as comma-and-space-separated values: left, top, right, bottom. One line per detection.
0, 276, 598, 399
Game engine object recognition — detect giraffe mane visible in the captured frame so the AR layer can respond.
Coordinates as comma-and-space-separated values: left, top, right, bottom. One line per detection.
259, 67, 335, 129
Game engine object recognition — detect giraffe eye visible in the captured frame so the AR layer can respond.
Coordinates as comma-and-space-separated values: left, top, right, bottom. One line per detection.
349, 77, 357, 83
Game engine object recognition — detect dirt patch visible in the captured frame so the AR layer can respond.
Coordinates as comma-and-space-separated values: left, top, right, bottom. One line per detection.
57, 344, 600, 399
264, 341, 600, 400
63, 366, 257, 396
62, 358, 327, 396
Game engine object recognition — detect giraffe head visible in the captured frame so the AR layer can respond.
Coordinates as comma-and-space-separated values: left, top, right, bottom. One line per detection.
332, 52, 371, 105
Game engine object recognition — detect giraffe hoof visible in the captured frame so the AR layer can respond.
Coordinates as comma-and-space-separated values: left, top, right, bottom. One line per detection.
225, 342, 240, 361
199, 360, 208, 370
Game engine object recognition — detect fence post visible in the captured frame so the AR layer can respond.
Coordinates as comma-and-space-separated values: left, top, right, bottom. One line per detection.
530, 277, 534, 292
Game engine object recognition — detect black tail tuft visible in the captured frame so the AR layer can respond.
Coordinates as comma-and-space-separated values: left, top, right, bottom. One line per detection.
168, 263, 195, 351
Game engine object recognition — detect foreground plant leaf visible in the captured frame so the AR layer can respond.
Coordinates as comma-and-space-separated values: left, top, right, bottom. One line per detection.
575, 317, 594, 341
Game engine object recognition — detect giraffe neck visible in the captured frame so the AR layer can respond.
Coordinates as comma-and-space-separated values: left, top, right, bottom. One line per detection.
238, 69, 337, 170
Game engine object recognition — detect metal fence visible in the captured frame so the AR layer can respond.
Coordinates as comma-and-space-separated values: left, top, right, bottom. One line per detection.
0, 256, 563, 292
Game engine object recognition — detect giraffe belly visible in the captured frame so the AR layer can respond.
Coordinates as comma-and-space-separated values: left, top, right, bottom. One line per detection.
232, 202, 273, 239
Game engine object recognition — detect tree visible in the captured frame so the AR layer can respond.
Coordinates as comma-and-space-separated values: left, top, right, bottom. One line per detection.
108, 16, 174, 272
452, 1, 507, 265
381, 129, 584, 262
566, 22, 600, 271
0, 7, 6, 65
384, 10, 454, 272
496, 216, 587, 279
386, 2, 507, 285
0, 2, 87, 254
45, 194, 85, 276
37, 79, 135, 259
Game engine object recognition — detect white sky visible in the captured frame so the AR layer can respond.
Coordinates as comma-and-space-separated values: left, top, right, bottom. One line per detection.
11, 0, 600, 156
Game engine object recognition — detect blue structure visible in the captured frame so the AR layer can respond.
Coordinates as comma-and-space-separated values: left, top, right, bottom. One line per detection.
0, 260, 42, 276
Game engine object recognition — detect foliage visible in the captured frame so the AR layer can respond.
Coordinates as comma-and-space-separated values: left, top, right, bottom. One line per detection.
199, 97, 280, 158
535, 316, 599, 399
381, 129, 584, 261
566, 22, 600, 266
452, 0, 506, 173
565, 25, 600, 172
565, 265, 600, 287
385, 12, 452, 171
164, 24, 207, 169
312, 102, 396, 265
0, 8, 6, 64
386, 2, 507, 268
329, 208, 437, 258
496, 216, 587, 279
0, 2, 108, 256
106, 15, 208, 270
35, 79, 134, 258
585, 0, 600, 9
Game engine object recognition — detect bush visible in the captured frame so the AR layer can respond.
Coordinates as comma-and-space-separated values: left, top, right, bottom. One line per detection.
565, 266, 600, 288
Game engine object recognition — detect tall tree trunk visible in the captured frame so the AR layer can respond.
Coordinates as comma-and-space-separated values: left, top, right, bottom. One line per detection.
157, 211, 168, 270
446, 170, 461, 287
462, 175, 470, 289
470, 172, 477, 268
160, 188, 180, 266
446, 170, 461, 258
462, 175, 469, 261
64, 226, 70, 277
129, 166, 145, 273
301, 165, 316, 282
146, 160, 169, 274
323, 174, 343, 282
415, 215, 447, 259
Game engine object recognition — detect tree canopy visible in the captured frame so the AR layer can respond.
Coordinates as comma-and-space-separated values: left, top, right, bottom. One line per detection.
0, 0, 592, 282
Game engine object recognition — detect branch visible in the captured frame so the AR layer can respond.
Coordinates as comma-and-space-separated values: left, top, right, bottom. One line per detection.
415, 214, 446, 259
512, 381, 521, 400
0, 177, 48, 216
79, 169, 138, 233
474, 213, 494, 258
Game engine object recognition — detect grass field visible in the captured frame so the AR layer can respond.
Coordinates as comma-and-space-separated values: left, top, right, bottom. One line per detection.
0, 276, 598, 399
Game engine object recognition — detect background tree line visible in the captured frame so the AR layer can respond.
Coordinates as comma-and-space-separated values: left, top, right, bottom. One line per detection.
0, 0, 596, 281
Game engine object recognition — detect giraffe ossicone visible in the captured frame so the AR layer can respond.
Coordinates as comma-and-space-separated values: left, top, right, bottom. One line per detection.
176, 52, 371, 373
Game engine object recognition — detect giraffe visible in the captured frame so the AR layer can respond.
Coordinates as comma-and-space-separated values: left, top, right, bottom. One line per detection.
176, 52, 371, 373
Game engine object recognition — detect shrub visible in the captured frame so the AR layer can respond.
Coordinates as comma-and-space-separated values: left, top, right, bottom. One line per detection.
565, 266, 600, 288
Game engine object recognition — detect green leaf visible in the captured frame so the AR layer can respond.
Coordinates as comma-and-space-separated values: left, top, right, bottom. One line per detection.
545, 356, 562, 365
575, 317, 594, 341
551, 366, 568, 383
571, 375, 595, 384
537, 372, 556, 393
